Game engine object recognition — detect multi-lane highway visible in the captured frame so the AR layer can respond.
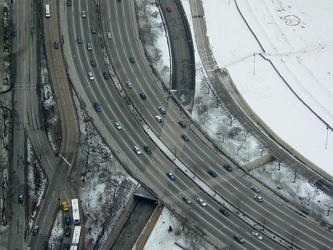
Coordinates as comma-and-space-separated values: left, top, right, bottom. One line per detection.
5, 0, 333, 249
61, 0, 333, 249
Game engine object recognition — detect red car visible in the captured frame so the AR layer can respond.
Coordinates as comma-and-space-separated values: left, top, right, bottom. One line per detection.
166, 6, 171, 12
54, 41, 59, 49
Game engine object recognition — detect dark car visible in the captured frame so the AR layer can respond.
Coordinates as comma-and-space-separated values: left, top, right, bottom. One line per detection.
181, 134, 189, 142
224, 164, 233, 172
167, 172, 176, 181
65, 215, 71, 225
63, 243, 70, 250
144, 145, 152, 154
91, 59, 97, 67
178, 121, 187, 128
207, 169, 217, 178
32, 226, 39, 236
234, 234, 245, 243
219, 208, 229, 216
54, 41, 59, 49
102, 72, 109, 80
77, 36, 82, 44
91, 27, 96, 34
93, 102, 101, 112
65, 227, 71, 237
129, 56, 135, 63
18, 194, 23, 204
140, 93, 147, 100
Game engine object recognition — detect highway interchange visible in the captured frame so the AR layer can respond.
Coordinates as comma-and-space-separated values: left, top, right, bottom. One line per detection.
5, 0, 333, 249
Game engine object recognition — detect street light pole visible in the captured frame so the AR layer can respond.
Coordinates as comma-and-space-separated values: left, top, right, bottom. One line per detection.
325, 126, 329, 149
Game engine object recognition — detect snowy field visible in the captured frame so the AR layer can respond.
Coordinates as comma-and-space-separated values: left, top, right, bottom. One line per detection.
201, 0, 333, 175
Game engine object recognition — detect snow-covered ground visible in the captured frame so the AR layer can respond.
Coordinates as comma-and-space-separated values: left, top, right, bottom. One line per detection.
201, 0, 333, 175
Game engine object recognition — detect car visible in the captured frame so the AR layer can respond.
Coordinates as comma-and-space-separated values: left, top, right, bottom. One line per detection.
154, 115, 163, 123
32, 226, 39, 236
223, 164, 233, 172
178, 121, 187, 128
207, 169, 217, 178
66, 0, 72, 7
65, 227, 71, 237
114, 121, 122, 130
54, 41, 59, 49
181, 134, 189, 142
93, 102, 101, 112
252, 231, 263, 240
167, 172, 176, 181
77, 36, 82, 44
234, 234, 245, 243
88, 72, 94, 80
144, 145, 152, 154
126, 80, 132, 89
87, 42, 92, 51
81, 10, 86, 18
18, 194, 23, 204
133, 145, 142, 155
254, 194, 263, 202
62, 201, 69, 211
90, 59, 97, 67
166, 6, 171, 12
117, 0, 121, 2
65, 215, 71, 225
102, 72, 109, 80
251, 185, 261, 193
158, 106, 166, 114
91, 27, 96, 34
139, 93, 146, 100
129, 56, 135, 63
63, 243, 70, 250
219, 208, 229, 216
107, 32, 112, 39
182, 196, 192, 204
196, 198, 207, 207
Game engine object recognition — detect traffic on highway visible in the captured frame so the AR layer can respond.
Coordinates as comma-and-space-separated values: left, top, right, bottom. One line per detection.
2, 0, 333, 250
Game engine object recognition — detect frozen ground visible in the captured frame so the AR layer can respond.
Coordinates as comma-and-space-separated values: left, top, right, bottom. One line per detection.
202, 0, 333, 175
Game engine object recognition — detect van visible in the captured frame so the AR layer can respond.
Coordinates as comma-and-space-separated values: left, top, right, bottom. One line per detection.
66, 0, 72, 7
45, 4, 50, 18
155, 115, 163, 123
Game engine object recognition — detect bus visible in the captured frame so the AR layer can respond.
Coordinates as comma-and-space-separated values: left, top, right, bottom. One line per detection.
45, 4, 50, 18
71, 198, 80, 225
71, 226, 81, 247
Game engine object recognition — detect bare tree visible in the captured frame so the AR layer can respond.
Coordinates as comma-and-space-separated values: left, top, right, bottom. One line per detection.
292, 168, 298, 183
323, 198, 333, 216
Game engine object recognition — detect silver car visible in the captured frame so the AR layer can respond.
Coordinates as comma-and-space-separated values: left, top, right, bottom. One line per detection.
88, 72, 94, 80
107, 32, 112, 39
196, 198, 207, 207
114, 121, 122, 130
81, 10, 87, 18
254, 194, 263, 202
133, 145, 142, 155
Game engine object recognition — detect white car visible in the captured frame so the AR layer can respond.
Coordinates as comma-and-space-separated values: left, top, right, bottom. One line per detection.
107, 32, 112, 39
88, 72, 95, 81
126, 80, 132, 89
196, 198, 207, 207
252, 231, 263, 240
88, 72, 94, 80
87, 42, 92, 51
114, 121, 122, 130
155, 115, 163, 123
254, 194, 263, 202
81, 10, 86, 18
133, 145, 142, 155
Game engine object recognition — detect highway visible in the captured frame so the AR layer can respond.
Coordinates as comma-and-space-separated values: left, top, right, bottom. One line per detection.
5, 0, 333, 249
60, 0, 333, 249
